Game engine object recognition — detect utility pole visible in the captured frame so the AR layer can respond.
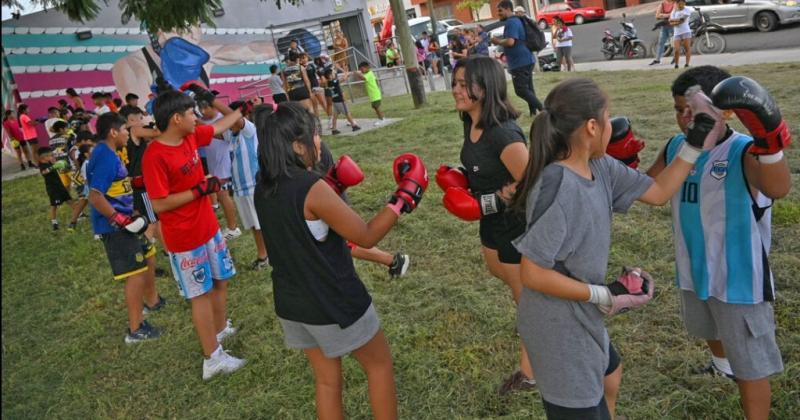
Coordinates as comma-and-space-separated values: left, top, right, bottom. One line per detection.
389, 0, 427, 107
427, 0, 438, 46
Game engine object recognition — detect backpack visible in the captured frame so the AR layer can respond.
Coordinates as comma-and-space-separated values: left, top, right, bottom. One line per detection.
516, 16, 546, 52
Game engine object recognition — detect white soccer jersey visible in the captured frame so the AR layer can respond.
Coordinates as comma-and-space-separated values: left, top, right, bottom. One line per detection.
224, 120, 260, 197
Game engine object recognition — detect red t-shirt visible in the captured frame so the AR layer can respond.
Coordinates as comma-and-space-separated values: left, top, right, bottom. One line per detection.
142, 125, 219, 252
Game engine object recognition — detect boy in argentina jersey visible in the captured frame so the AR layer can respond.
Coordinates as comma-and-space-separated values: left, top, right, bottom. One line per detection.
647, 66, 791, 420
87, 113, 163, 344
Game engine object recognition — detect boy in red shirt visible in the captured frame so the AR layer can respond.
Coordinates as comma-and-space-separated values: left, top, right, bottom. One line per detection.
142, 88, 246, 380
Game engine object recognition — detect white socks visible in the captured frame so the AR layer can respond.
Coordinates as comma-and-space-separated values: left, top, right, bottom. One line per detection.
209, 345, 224, 360
712, 355, 734, 376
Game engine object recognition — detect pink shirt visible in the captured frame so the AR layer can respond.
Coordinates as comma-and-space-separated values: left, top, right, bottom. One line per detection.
19, 114, 37, 141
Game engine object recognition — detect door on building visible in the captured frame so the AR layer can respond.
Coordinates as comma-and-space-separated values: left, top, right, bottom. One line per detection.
323, 15, 369, 72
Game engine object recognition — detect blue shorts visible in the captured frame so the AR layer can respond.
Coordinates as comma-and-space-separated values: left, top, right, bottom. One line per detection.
168, 230, 236, 299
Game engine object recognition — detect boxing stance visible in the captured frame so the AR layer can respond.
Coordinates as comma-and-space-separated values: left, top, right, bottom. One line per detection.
511, 77, 719, 419
321, 147, 411, 278
647, 66, 791, 420
252, 102, 428, 420
438, 55, 535, 395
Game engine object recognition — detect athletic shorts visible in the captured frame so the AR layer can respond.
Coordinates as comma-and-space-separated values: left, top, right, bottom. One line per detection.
540, 342, 620, 419
279, 304, 380, 358
101, 230, 156, 280
58, 171, 72, 188
674, 32, 692, 41
312, 86, 325, 95
679, 290, 783, 380
233, 194, 259, 230
46, 184, 72, 206
168, 230, 236, 299
289, 87, 311, 102
479, 211, 524, 264
370, 100, 382, 110
556, 46, 573, 61
332, 102, 348, 116
133, 189, 158, 223
324, 88, 333, 98
272, 93, 288, 104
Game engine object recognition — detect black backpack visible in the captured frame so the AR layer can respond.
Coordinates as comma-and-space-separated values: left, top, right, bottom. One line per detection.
516, 16, 546, 52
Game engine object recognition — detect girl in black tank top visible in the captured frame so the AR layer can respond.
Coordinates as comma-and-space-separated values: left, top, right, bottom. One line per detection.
252, 102, 428, 419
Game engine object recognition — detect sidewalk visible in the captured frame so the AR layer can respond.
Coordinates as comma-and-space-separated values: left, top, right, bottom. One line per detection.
574, 47, 800, 71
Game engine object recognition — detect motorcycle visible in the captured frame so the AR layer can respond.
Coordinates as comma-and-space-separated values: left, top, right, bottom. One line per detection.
651, 7, 726, 57
601, 13, 648, 60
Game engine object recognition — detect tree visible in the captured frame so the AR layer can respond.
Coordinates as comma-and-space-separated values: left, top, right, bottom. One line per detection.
456, 0, 489, 22
0, 0, 302, 33
389, 0, 426, 107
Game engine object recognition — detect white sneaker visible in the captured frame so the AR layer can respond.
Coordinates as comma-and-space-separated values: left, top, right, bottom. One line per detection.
222, 227, 242, 241
202, 350, 246, 381
374, 119, 385, 126
216, 319, 237, 343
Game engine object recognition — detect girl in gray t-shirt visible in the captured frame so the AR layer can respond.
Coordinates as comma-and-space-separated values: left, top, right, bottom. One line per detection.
510, 78, 718, 419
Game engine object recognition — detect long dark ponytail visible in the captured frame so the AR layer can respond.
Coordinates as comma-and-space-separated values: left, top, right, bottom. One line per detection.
254, 101, 318, 192
511, 78, 608, 213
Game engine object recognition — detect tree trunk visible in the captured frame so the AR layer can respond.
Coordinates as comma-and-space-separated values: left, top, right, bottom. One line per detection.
427, 0, 438, 45
389, 0, 427, 107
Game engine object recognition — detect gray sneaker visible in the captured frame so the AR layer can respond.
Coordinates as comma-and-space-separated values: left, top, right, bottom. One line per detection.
125, 320, 162, 344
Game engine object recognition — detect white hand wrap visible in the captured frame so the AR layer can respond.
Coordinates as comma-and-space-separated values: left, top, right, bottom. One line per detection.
587, 284, 613, 310
677, 144, 702, 164
756, 151, 784, 164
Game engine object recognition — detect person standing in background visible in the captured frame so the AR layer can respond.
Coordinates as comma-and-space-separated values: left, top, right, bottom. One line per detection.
333, 30, 350, 72
650, 0, 676, 66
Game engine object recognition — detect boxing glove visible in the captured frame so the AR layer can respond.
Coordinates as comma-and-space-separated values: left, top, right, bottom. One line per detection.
606, 117, 645, 169
588, 267, 655, 316
52, 160, 69, 171
109, 212, 148, 234
442, 187, 481, 221
192, 176, 222, 199
130, 175, 146, 190
435, 165, 469, 192
388, 153, 428, 214
710, 76, 791, 156
442, 187, 504, 221
324, 155, 364, 195
179, 80, 216, 105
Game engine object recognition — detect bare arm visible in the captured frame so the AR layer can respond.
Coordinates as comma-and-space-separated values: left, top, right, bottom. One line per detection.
645, 147, 668, 178
520, 257, 591, 301
306, 180, 398, 249
491, 36, 516, 48
743, 153, 791, 199
130, 126, 160, 140
88, 189, 118, 218
497, 142, 530, 201
638, 154, 695, 205
149, 189, 196, 214
211, 109, 243, 136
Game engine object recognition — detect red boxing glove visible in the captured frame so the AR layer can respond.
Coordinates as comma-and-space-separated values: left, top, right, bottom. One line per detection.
442, 187, 481, 221
389, 153, 428, 214
606, 117, 645, 169
179, 80, 216, 105
435, 165, 469, 192
130, 175, 145, 190
324, 155, 364, 194
192, 176, 222, 199
711, 76, 791, 155
109, 212, 148, 234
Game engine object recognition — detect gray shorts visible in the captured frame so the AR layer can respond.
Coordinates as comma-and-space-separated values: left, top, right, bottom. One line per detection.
279, 304, 380, 358
674, 32, 692, 41
679, 290, 783, 380
332, 101, 348, 116
556, 46, 572, 61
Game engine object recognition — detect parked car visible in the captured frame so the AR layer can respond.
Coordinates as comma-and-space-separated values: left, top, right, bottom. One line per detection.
536, 2, 606, 28
404, 17, 454, 48
487, 25, 557, 70
685, 0, 800, 32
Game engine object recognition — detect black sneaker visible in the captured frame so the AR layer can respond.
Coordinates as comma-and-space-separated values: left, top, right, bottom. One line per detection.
649, 60, 660, 66
20, 164, 26, 171
52, 222, 60, 231
125, 320, 162, 344
251, 257, 269, 271
67, 222, 77, 232
28, 160, 37, 168
388, 253, 410, 278
498, 371, 537, 396
693, 362, 736, 381
685, 64, 690, 68
352, 125, 361, 132
331, 129, 341, 135
674, 64, 679, 69
143, 295, 167, 315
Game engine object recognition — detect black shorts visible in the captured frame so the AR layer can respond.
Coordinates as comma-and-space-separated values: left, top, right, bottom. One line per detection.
46, 185, 72, 207
541, 342, 621, 420
272, 93, 288, 103
101, 230, 156, 280
289, 87, 310, 101
479, 211, 525, 264
324, 88, 333, 98
133, 189, 158, 223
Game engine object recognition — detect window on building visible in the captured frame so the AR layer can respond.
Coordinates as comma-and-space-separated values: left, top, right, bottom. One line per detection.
433, 5, 453, 19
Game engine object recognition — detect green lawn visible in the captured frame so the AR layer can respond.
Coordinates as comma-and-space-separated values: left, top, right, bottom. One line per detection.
3, 63, 799, 419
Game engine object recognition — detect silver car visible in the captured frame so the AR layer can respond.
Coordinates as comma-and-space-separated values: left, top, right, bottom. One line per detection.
686, 0, 800, 32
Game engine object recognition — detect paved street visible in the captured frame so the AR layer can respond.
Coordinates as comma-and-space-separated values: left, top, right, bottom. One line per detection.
568, 12, 800, 63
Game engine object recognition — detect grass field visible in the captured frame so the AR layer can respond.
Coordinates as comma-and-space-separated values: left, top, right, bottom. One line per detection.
3, 63, 799, 419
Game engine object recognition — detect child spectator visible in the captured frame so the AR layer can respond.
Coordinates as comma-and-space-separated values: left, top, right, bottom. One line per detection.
86, 112, 164, 343
3, 110, 30, 170
37, 146, 79, 231
18, 104, 40, 166
142, 88, 246, 380
322, 69, 361, 135
268, 64, 288, 104
354, 62, 386, 125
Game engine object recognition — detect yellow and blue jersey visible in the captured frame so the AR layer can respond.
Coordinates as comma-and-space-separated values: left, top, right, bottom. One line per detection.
86, 142, 134, 235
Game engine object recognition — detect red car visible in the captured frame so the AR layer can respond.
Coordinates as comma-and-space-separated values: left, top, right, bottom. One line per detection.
536, 2, 606, 28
